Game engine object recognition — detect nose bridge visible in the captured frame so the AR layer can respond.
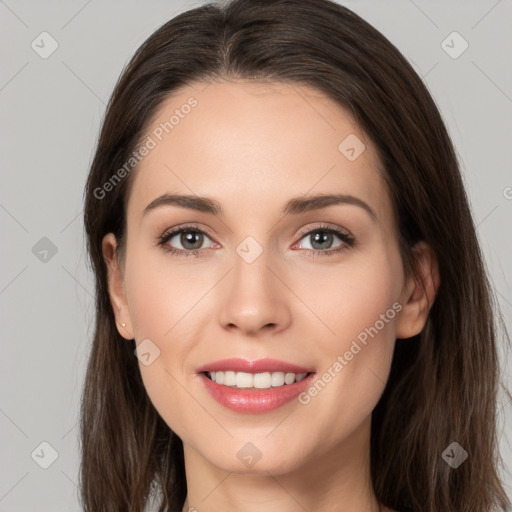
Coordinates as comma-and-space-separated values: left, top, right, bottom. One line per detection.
233, 236, 272, 292
217, 234, 291, 334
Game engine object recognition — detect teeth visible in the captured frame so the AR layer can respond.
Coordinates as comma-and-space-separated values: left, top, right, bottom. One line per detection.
206, 371, 308, 389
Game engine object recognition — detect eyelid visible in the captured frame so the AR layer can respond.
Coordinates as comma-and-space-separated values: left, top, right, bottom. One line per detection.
294, 222, 351, 240
160, 223, 215, 241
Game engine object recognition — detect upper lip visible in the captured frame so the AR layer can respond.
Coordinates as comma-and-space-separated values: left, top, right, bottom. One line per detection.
196, 358, 315, 374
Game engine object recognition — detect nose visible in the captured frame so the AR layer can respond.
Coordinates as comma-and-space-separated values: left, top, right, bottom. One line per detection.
217, 248, 292, 336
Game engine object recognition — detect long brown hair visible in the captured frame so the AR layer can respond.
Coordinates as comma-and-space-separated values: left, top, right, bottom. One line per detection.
81, 1, 511, 511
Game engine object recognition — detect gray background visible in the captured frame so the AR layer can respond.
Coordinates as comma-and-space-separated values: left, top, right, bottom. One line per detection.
1, 0, 511, 510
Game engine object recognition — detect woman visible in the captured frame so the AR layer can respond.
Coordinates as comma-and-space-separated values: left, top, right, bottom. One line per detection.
81, 0, 511, 511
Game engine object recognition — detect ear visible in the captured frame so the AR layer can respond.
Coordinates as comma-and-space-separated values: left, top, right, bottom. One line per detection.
102, 233, 134, 340
396, 241, 440, 339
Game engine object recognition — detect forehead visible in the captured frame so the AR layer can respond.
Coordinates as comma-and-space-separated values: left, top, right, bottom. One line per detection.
127, 80, 391, 228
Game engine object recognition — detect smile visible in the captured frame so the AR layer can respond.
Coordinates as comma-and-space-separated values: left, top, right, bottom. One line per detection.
205, 370, 309, 389
199, 371, 316, 413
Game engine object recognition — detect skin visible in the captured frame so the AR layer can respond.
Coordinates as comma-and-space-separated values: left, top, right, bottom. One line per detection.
102, 79, 439, 512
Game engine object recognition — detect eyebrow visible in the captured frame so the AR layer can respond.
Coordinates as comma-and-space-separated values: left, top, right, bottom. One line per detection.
143, 193, 377, 221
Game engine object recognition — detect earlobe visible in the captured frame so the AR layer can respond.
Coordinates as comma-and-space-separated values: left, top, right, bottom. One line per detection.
395, 241, 440, 340
101, 233, 134, 340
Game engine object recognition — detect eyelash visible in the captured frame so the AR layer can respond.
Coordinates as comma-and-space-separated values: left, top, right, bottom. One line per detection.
157, 223, 355, 258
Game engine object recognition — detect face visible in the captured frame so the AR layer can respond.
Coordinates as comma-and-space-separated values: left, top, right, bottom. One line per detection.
103, 79, 435, 477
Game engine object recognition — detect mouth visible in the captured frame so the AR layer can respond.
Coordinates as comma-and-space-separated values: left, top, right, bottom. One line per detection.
202, 370, 312, 389
198, 369, 316, 413
196, 358, 316, 412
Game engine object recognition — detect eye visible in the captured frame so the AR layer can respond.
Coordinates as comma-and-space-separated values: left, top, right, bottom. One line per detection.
157, 223, 355, 258
293, 224, 355, 257
157, 225, 216, 257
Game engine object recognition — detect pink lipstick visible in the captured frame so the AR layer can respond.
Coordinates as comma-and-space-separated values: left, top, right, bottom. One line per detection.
196, 358, 316, 413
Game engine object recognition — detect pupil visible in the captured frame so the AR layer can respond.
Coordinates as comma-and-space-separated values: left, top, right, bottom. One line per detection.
182, 231, 203, 250
311, 231, 332, 250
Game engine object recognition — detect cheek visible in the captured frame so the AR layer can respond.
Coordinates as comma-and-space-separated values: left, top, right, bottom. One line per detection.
297, 251, 402, 417
301, 247, 403, 349
328, 272, 400, 346
124, 245, 200, 336
122, 248, 212, 432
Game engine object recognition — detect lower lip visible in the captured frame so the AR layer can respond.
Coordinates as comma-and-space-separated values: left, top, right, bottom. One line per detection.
198, 372, 315, 413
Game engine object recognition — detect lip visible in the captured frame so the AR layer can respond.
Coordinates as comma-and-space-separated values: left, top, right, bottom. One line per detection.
196, 358, 315, 374
198, 371, 316, 413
